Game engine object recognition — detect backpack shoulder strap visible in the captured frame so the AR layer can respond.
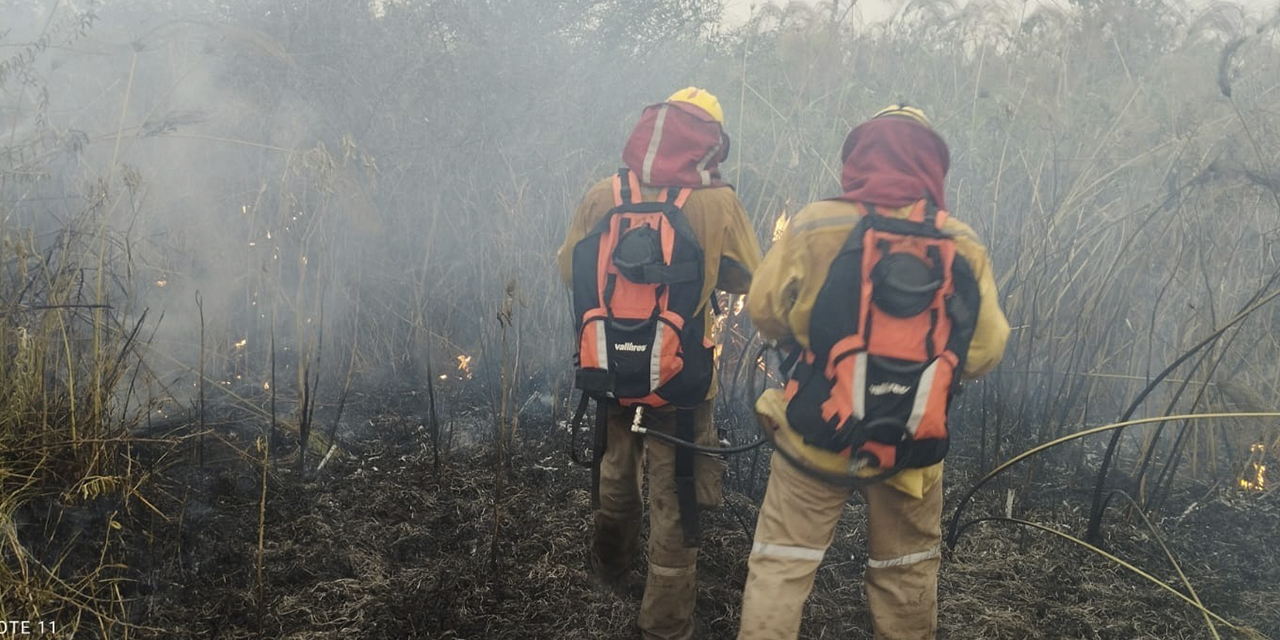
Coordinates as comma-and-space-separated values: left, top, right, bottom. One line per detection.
909, 198, 949, 230
664, 186, 692, 209
613, 170, 693, 209
613, 168, 644, 206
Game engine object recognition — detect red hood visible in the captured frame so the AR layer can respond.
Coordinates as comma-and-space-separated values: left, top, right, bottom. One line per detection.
835, 117, 949, 209
622, 102, 730, 188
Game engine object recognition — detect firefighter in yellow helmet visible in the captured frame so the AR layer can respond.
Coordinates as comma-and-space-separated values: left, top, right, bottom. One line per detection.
736, 105, 1010, 639
558, 87, 762, 639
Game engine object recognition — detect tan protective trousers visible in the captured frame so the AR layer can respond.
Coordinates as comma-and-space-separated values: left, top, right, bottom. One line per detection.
592, 400, 716, 640
738, 452, 943, 640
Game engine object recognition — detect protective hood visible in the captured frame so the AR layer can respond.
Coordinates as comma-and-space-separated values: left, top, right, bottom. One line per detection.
835, 117, 950, 209
622, 102, 730, 189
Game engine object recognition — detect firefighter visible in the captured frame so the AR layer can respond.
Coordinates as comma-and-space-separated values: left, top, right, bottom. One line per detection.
737, 105, 1011, 640
558, 87, 763, 640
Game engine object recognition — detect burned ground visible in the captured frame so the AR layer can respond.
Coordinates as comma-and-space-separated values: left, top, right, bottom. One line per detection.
21, 390, 1276, 640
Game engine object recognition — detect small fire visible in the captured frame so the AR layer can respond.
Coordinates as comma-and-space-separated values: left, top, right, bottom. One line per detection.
234, 338, 248, 349
772, 210, 791, 242
710, 311, 728, 342
156, 279, 168, 287
456, 354, 473, 379
263, 381, 271, 391
1239, 443, 1268, 491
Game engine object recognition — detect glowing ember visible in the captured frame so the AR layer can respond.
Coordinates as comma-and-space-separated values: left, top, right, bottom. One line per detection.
439, 374, 449, 381
772, 210, 790, 242
234, 338, 248, 349
456, 354, 473, 379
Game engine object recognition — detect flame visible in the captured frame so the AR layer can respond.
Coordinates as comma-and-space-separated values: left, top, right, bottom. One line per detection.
710, 311, 728, 342
234, 338, 248, 349
733, 296, 746, 316
1239, 443, 1268, 491
456, 354, 473, 379
438, 374, 449, 381
156, 279, 168, 287
772, 210, 791, 242
263, 381, 271, 391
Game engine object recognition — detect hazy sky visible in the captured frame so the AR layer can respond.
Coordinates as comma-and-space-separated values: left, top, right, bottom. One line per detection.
722, 0, 1277, 25
721, 0, 896, 24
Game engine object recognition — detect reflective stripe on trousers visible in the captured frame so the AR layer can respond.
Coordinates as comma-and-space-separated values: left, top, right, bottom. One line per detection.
738, 451, 944, 640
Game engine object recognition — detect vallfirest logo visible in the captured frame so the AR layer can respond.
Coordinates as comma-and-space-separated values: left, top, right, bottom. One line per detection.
868, 381, 911, 396
614, 342, 648, 353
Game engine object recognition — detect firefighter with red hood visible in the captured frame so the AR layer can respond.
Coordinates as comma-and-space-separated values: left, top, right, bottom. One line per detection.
558, 88, 763, 640
737, 106, 1010, 639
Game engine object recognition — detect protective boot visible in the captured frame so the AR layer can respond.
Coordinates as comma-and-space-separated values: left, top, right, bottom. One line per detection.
635, 404, 708, 640
592, 511, 642, 584
593, 403, 645, 585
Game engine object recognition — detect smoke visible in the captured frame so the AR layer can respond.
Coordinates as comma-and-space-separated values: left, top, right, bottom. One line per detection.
3, 0, 728, 421
5, 0, 1280, 459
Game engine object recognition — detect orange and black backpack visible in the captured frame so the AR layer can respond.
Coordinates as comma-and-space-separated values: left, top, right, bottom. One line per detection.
570, 168, 714, 408
783, 199, 980, 475
568, 168, 715, 545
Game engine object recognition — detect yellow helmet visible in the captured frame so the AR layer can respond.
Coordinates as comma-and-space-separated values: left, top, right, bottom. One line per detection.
872, 104, 931, 128
666, 86, 724, 124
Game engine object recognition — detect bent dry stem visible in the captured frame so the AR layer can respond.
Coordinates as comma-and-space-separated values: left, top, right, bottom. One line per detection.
948, 412, 1280, 549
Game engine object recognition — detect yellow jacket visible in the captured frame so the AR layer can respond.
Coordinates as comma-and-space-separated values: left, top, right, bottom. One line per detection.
558, 177, 764, 398
747, 199, 1010, 497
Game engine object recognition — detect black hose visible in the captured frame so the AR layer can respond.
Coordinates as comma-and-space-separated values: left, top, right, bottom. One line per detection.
631, 340, 775, 455
637, 426, 766, 454
772, 438, 905, 487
